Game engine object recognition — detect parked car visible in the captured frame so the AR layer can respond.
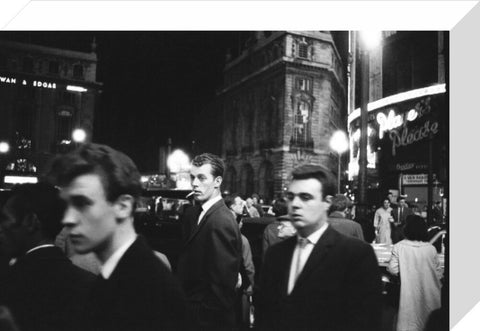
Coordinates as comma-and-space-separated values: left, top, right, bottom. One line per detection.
134, 189, 192, 271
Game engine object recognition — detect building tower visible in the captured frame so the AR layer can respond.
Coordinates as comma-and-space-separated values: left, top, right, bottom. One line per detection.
218, 31, 347, 202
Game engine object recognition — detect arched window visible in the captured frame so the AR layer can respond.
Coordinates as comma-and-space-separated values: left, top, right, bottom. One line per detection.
291, 99, 312, 148
223, 166, 237, 194
258, 161, 274, 202
239, 164, 254, 198
55, 108, 73, 144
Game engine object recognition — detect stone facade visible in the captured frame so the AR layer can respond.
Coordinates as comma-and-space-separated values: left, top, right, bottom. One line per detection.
218, 31, 346, 202
0, 39, 102, 179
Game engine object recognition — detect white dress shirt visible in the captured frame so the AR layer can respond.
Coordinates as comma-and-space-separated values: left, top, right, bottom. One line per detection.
287, 222, 329, 294
197, 194, 222, 225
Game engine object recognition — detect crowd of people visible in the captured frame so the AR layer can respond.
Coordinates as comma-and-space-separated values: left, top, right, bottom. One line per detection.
0, 143, 446, 331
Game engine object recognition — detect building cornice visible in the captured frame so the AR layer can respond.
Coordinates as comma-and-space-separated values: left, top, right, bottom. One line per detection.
0, 39, 97, 62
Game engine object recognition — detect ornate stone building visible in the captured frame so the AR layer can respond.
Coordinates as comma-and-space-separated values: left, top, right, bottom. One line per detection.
0, 39, 102, 185
218, 31, 347, 202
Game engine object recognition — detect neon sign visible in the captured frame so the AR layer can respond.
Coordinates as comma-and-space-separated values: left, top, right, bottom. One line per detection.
389, 120, 439, 156
33, 80, 56, 89
0, 75, 88, 91
0, 76, 16, 84
377, 110, 403, 138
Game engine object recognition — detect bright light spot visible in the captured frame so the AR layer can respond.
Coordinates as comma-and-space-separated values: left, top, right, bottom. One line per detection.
407, 109, 418, 122
4, 176, 38, 184
0, 141, 10, 153
167, 149, 190, 173
377, 110, 403, 138
330, 130, 349, 154
66, 85, 87, 92
72, 129, 87, 143
361, 31, 382, 50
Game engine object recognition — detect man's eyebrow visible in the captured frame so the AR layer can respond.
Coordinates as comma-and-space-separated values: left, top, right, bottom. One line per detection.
68, 194, 94, 204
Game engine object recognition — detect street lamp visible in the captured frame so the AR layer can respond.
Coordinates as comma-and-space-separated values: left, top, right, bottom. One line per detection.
72, 128, 87, 144
0, 141, 10, 188
357, 30, 381, 217
330, 130, 349, 193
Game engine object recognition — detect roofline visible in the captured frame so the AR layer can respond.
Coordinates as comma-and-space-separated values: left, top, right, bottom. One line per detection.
0, 39, 97, 62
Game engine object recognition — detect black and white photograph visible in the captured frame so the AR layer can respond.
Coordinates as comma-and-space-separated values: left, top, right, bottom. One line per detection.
0, 1, 477, 330
0, 28, 448, 331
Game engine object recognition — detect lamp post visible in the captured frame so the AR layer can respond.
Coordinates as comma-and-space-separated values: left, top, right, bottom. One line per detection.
357, 31, 381, 217
330, 130, 349, 193
0, 141, 10, 188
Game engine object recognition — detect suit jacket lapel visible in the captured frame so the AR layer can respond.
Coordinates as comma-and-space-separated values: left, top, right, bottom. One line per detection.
280, 237, 298, 298
290, 226, 337, 294
184, 199, 224, 246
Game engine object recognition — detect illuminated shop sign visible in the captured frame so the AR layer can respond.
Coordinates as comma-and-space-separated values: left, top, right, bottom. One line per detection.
389, 120, 439, 157
348, 83, 446, 125
1, 75, 56, 89
4, 175, 38, 184
1, 75, 86, 92
402, 174, 428, 185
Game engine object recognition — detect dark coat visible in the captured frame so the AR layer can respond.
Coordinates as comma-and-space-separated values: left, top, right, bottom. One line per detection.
86, 236, 186, 331
176, 199, 242, 329
392, 206, 413, 225
0, 246, 95, 331
391, 206, 414, 243
328, 211, 365, 241
258, 226, 382, 331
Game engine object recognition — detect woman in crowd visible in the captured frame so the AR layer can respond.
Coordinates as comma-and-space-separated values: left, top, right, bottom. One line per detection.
374, 198, 394, 244
387, 215, 442, 331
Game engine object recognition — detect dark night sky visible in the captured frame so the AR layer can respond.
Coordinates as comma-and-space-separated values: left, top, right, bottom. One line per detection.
1, 31, 347, 172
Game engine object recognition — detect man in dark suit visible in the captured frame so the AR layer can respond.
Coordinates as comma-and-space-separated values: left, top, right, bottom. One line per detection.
391, 197, 413, 243
176, 153, 242, 330
0, 183, 95, 331
258, 165, 382, 331
47, 143, 186, 331
328, 194, 364, 241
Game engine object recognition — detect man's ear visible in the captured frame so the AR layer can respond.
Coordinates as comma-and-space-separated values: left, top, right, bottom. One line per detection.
214, 176, 223, 189
23, 213, 40, 234
324, 195, 333, 205
113, 194, 135, 219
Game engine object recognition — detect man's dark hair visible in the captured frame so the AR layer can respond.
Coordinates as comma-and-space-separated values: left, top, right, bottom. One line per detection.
329, 194, 352, 213
290, 164, 336, 199
272, 198, 288, 217
8, 183, 66, 239
404, 214, 428, 242
224, 195, 234, 209
191, 153, 225, 178
47, 143, 141, 203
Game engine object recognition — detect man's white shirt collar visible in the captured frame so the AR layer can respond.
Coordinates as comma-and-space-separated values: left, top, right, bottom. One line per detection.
297, 222, 329, 245
198, 194, 222, 224
100, 235, 137, 279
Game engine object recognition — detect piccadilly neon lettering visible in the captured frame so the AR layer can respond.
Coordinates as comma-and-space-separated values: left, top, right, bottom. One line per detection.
389, 120, 438, 156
